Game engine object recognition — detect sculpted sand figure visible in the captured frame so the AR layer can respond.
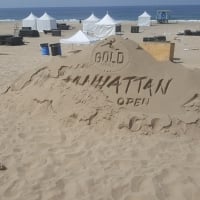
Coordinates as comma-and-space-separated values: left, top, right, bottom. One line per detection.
101, 38, 116, 48
0, 31, 200, 200
1, 35, 199, 123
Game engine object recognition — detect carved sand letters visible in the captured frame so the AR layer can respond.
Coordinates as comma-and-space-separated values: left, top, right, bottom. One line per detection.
94, 51, 124, 65
91, 39, 129, 71
117, 97, 150, 107
63, 73, 173, 107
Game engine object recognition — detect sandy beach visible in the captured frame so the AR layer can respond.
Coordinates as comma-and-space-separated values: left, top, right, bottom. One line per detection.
0, 20, 200, 200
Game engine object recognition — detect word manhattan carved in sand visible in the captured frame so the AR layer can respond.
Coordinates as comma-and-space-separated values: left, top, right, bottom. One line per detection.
64, 73, 173, 107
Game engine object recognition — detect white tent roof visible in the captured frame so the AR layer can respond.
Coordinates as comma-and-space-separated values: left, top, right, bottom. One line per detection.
22, 12, 38, 30
139, 11, 151, 18
96, 13, 117, 25
84, 13, 99, 22
39, 12, 55, 20
83, 13, 100, 34
37, 12, 57, 31
23, 12, 38, 20
60, 30, 99, 45
138, 11, 151, 27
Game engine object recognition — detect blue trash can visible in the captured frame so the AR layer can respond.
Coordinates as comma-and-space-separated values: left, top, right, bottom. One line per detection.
40, 43, 49, 55
50, 43, 62, 56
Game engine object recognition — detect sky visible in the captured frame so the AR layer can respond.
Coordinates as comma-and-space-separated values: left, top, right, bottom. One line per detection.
0, 0, 200, 8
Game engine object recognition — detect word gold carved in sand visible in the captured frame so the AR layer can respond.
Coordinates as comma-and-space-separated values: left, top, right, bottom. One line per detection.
91, 39, 129, 72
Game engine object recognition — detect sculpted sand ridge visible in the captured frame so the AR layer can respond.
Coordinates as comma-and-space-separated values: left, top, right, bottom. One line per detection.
1, 36, 200, 135
1, 21, 200, 200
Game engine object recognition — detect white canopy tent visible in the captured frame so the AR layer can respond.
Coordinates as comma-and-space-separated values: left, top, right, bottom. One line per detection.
37, 12, 57, 32
22, 12, 38, 30
60, 30, 99, 45
83, 13, 100, 35
94, 12, 117, 39
138, 11, 151, 27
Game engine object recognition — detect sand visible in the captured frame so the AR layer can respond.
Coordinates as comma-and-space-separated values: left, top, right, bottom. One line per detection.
0, 20, 200, 200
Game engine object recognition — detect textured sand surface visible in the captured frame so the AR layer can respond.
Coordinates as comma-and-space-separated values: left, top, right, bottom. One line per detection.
0, 21, 200, 200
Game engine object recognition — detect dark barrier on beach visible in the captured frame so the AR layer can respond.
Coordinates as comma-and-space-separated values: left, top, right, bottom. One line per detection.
5, 36, 24, 46
52, 29, 61, 36
19, 30, 40, 37
143, 36, 166, 42
116, 24, 121, 33
50, 43, 62, 56
184, 30, 192, 35
183, 29, 200, 36
131, 26, 139, 33
40, 43, 50, 55
57, 23, 70, 30
22, 27, 32, 30
0, 35, 13, 45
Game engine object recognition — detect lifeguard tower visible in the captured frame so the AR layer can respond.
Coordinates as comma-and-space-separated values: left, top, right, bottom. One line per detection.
156, 10, 170, 23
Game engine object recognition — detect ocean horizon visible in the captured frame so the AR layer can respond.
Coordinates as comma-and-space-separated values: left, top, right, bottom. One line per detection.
0, 5, 200, 22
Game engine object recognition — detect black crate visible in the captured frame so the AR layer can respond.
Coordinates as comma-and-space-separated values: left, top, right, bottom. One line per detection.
52, 29, 61, 36
131, 26, 139, 33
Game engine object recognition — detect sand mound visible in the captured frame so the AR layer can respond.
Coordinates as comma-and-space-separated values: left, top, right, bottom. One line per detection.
1, 36, 200, 135
1, 36, 200, 200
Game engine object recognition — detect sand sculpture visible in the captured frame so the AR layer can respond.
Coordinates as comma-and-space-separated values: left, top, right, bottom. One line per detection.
1, 36, 200, 135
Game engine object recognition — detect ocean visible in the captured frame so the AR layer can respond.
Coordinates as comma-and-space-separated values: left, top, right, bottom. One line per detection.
0, 5, 200, 21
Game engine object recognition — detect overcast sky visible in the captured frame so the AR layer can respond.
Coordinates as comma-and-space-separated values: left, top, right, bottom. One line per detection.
0, 0, 200, 8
